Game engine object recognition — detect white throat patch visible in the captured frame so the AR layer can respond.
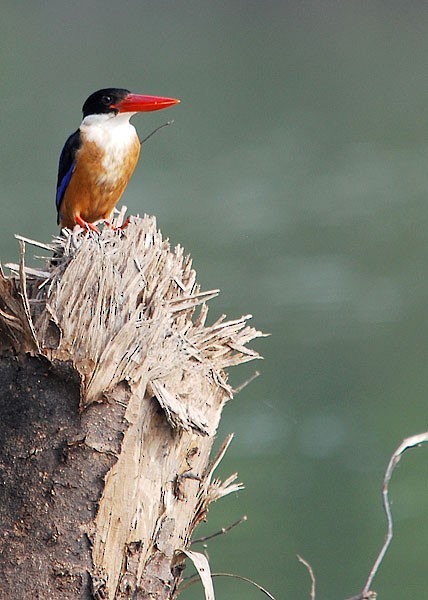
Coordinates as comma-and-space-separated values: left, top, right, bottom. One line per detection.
80, 112, 139, 183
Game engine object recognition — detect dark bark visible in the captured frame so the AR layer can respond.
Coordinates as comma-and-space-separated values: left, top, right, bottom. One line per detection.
0, 355, 125, 599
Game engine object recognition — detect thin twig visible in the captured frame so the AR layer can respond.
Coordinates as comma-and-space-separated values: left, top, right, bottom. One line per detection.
234, 370, 260, 394
180, 572, 277, 599
192, 515, 247, 544
297, 555, 316, 600
18, 240, 40, 352
14, 234, 55, 251
5, 263, 51, 278
361, 432, 428, 596
140, 121, 174, 145
344, 593, 376, 600
204, 433, 234, 484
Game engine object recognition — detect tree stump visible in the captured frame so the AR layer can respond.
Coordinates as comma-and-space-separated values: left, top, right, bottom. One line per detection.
0, 215, 263, 599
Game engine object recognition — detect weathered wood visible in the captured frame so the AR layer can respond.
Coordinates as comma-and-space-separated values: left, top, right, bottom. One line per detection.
0, 215, 263, 599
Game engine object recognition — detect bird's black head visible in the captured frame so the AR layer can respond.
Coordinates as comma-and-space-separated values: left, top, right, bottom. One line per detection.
82, 88, 130, 118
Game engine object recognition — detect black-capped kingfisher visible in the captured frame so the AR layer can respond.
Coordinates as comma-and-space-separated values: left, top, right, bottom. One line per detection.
56, 88, 180, 232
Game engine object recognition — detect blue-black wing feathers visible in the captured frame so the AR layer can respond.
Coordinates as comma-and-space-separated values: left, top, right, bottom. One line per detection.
56, 129, 81, 223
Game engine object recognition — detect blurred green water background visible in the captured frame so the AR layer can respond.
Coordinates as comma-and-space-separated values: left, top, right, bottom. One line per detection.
2, 1, 428, 598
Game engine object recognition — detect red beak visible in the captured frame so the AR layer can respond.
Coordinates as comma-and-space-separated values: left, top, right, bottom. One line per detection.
114, 93, 180, 113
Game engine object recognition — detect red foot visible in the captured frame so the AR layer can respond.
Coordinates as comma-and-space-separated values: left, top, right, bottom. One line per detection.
75, 215, 100, 233
119, 216, 131, 230
103, 216, 131, 231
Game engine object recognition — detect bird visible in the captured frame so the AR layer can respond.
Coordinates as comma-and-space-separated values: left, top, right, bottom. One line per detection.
56, 87, 180, 232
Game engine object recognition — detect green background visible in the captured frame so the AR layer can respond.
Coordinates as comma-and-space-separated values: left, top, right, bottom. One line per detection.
2, 2, 428, 598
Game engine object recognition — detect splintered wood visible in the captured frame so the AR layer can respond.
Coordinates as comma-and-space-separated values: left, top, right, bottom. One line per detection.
0, 215, 263, 599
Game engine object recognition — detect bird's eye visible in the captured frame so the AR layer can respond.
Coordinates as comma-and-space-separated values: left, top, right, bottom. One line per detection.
101, 95, 112, 105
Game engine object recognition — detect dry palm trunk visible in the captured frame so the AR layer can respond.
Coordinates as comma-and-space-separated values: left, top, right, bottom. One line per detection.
0, 215, 263, 599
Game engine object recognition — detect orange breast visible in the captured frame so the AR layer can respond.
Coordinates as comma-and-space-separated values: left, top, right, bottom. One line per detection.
59, 136, 140, 229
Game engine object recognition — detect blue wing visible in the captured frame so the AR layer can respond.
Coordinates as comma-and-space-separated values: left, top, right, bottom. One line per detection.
56, 129, 81, 224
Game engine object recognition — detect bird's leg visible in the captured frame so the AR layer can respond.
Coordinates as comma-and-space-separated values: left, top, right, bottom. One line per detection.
75, 215, 100, 233
119, 216, 131, 230
103, 216, 131, 231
